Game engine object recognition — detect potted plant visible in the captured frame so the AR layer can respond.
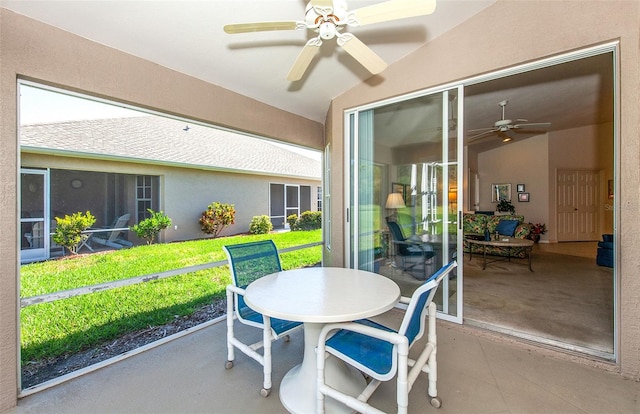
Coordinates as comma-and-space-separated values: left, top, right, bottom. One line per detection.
529, 223, 547, 243
496, 199, 515, 214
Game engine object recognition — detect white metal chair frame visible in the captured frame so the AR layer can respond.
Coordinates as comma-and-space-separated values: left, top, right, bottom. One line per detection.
223, 241, 302, 397
316, 260, 458, 414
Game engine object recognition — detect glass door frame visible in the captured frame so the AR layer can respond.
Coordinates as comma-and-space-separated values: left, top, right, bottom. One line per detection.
344, 84, 465, 324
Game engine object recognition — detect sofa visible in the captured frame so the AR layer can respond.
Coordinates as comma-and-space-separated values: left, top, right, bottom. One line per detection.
463, 213, 532, 258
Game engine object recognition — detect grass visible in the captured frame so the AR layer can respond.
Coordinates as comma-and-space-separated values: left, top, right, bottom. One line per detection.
20, 230, 322, 364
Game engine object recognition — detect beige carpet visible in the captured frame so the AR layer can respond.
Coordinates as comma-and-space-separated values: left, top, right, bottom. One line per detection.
379, 242, 614, 358
463, 244, 614, 356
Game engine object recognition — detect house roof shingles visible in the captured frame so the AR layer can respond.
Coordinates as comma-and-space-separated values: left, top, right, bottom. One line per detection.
20, 116, 321, 179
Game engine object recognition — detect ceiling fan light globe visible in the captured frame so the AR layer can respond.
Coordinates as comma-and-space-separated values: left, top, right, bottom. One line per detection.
319, 22, 336, 39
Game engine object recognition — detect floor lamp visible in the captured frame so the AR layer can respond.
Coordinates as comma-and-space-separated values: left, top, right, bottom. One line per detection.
385, 192, 406, 222
385, 192, 406, 267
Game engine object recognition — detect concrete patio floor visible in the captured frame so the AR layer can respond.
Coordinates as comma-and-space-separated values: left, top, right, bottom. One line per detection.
8, 308, 639, 414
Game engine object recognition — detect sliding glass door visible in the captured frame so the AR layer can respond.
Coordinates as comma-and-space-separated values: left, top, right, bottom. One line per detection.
346, 86, 463, 321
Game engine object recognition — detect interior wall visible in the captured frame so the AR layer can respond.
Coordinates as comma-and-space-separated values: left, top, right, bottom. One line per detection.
548, 123, 615, 240
326, 0, 640, 379
474, 122, 613, 243
0, 8, 324, 411
477, 134, 550, 237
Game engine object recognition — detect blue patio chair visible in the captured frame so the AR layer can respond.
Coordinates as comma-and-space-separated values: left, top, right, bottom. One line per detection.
387, 219, 436, 280
223, 240, 302, 397
316, 260, 458, 414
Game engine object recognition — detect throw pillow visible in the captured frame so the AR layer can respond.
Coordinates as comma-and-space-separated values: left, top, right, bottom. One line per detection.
496, 219, 520, 237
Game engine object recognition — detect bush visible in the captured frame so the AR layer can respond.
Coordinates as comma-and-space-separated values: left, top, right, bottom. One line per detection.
199, 202, 236, 238
130, 209, 172, 245
287, 214, 298, 229
249, 215, 273, 234
496, 199, 515, 214
287, 211, 322, 231
52, 211, 96, 254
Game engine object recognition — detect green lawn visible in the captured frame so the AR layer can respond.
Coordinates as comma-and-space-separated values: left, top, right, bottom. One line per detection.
20, 230, 322, 364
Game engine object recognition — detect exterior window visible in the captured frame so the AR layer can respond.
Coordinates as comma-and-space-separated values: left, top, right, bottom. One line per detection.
136, 175, 154, 222
317, 187, 323, 211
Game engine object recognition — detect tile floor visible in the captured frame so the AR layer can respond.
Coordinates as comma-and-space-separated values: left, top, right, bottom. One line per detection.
7, 309, 639, 414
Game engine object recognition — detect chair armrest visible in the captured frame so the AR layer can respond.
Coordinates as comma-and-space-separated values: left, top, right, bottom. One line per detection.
399, 296, 411, 305
318, 322, 408, 348
226, 284, 246, 296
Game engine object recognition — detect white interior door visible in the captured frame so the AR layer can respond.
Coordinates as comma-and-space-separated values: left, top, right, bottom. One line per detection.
557, 169, 599, 241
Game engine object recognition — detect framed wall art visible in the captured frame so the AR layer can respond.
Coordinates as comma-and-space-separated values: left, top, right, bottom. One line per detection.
491, 183, 511, 203
518, 192, 530, 202
391, 182, 405, 199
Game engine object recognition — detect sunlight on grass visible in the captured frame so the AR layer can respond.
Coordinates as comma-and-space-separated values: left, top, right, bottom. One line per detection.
20, 230, 322, 363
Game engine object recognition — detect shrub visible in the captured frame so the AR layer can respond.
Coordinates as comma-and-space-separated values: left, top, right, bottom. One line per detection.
287, 211, 322, 231
496, 199, 515, 214
249, 215, 273, 234
199, 202, 236, 238
287, 214, 298, 229
52, 211, 96, 254
131, 209, 172, 245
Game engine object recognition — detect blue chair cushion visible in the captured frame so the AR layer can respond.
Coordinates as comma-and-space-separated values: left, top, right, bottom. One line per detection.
238, 298, 301, 334
326, 319, 397, 377
496, 219, 520, 237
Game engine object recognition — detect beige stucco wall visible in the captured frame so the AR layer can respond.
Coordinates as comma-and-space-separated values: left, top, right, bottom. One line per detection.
21, 153, 320, 243
326, 0, 640, 379
0, 8, 323, 411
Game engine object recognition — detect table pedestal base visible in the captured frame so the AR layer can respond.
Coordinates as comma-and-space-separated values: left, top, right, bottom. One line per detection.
280, 322, 366, 414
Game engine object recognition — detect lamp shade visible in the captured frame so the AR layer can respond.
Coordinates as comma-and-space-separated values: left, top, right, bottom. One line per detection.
385, 192, 406, 209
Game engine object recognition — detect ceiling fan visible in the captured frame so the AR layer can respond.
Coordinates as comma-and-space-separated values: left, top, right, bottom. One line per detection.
223, 0, 437, 81
467, 100, 551, 143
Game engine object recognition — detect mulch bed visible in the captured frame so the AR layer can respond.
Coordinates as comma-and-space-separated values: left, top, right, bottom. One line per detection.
21, 299, 227, 389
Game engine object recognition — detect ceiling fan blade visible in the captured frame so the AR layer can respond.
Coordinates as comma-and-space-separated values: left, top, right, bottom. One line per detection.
310, 0, 334, 7
467, 130, 496, 142
468, 127, 496, 133
338, 33, 387, 75
513, 122, 551, 129
224, 21, 299, 34
287, 38, 322, 82
351, 0, 437, 26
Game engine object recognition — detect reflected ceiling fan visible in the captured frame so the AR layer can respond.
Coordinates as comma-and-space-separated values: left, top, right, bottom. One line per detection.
468, 100, 551, 143
223, 0, 436, 81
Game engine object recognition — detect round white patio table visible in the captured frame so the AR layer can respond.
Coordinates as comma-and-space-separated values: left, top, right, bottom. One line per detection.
244, 267, 401, 414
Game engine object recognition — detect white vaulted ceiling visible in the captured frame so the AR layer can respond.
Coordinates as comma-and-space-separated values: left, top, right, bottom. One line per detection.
2, 0, 495, 123
3, 1, 613, 148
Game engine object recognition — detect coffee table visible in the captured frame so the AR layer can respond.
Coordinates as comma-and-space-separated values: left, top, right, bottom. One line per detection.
466, 237, 534, 271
